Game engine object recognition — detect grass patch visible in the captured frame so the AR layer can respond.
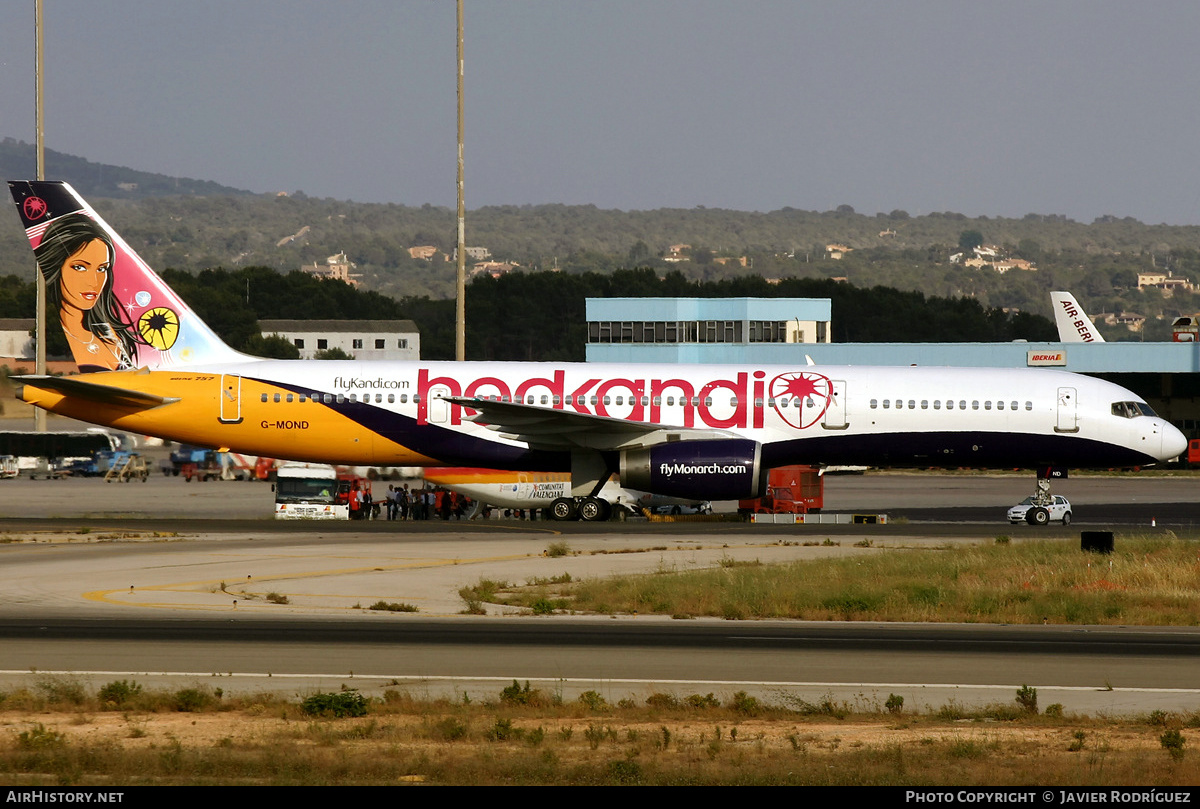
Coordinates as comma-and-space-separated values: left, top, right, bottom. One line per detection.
499, 680, 552, 707
462, 575, 578, 615
527, 573, 573, 586
174, 687, 219, 712
98, 680, 143, 708
523, 535, 1200, 624
459, 578, 515, 613
35, 676, 87, 706
368, 601, 419, 612
301, 690, 369, 718
530, 597, 567, 615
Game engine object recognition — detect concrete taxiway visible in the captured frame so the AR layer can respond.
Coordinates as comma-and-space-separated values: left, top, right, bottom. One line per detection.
0, 471, 1197, 714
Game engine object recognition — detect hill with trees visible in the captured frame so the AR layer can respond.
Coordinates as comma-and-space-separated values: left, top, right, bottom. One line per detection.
0, 266, 1054, 362
3, 139, 1200, 339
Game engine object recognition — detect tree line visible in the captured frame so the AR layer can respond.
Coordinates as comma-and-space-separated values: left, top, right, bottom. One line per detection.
0, 267, 1055, 363
7, 139, 1200, 327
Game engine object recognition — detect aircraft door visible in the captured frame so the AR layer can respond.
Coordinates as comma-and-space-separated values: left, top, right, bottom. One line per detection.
428, 385, 452, 424
219, 375, 243, 424
821, 380, 848, 430
1055, 387, 1078, 433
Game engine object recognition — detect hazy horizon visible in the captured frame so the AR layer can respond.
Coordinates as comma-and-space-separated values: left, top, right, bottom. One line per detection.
2, 2, 1199, 224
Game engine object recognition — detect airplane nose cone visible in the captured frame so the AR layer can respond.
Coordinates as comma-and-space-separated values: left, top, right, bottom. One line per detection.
1162, 422, 1188, 461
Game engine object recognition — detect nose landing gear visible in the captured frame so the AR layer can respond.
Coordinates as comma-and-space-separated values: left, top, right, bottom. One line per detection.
1024, 466, 1070, 526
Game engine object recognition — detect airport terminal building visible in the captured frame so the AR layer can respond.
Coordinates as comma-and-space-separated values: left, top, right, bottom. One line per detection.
586, 297, 831, 359
259, 319, 420, 361
585, 297, 1200, 438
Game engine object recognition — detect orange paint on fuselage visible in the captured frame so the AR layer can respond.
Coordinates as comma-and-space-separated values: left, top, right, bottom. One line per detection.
20, 370, 441, 466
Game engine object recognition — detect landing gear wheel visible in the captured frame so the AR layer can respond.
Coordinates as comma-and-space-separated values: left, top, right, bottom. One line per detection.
1062, 511, 1071, 526
579, 496, 611, 522
1027, 507, 1050, 526
550, 497, 578, 521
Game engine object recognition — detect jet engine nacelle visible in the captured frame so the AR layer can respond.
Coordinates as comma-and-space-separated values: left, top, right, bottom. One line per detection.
619, 439, 765, 500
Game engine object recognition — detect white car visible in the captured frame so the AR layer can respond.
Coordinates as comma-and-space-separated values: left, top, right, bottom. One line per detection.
1007, 495, 1072, 526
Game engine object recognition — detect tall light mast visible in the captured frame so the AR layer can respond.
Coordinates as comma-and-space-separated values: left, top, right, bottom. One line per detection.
455, 0, 466, 361
34, 0, 46, 431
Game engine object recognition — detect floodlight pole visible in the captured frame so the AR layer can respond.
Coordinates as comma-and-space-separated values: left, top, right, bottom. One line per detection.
455, 0, 466, 362
34, 0, 46, 432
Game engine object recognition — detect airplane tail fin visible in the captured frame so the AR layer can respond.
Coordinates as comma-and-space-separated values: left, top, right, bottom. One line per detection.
8, 180, 248, 372
1050, 291, 1105, 343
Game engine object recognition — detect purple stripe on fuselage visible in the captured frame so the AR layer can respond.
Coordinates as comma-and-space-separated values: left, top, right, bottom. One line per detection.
253, 378, 567, 470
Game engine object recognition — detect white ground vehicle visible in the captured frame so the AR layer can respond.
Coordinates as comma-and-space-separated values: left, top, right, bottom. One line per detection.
275, 463, 347, 519
1007, 495, 1072, 526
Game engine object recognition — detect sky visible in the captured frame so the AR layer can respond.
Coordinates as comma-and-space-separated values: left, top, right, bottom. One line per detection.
2, 1, 1200, 224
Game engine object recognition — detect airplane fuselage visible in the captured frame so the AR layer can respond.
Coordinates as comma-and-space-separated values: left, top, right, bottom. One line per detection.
18, 359, 1181, 475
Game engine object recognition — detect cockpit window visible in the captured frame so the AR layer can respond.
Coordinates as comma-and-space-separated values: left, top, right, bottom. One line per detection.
1111, 401, 1158, 419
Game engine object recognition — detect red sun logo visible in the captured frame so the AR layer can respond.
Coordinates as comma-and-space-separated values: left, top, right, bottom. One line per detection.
769, 371, 833, 429
22, 196, 48, 221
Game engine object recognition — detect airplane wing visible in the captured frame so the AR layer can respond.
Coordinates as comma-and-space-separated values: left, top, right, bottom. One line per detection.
14, 375, 181, 410
444, 396, 740, 451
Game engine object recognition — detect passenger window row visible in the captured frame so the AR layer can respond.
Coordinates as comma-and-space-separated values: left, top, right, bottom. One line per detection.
255, 391, 829, 409
868, 399, 1032, 412
260, 392, 403, 404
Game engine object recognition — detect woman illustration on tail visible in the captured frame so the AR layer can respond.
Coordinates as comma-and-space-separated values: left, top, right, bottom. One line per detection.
33, 212, 145, 372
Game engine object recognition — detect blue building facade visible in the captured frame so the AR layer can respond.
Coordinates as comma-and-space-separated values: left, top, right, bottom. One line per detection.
586, 297, 831, 360
584, 297, 1200, 435
585, 297, 1200, 373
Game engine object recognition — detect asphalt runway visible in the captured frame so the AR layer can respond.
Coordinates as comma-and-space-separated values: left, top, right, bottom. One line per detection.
1, 471, 1198, 714
2, 616, 1199, 717
2, 467, 1199, 526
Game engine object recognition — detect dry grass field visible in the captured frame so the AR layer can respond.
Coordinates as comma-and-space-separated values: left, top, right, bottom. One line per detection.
1, 679, 1198, 786
484, 535, 1200, 625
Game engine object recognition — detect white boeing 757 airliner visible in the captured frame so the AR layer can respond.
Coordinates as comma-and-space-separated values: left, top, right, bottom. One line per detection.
7, 181, 1186, 520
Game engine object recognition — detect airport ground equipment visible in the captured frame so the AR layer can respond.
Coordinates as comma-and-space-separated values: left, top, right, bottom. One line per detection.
103, 452, 148, 483
739, 465, 823, 517
275, 463, 349, 519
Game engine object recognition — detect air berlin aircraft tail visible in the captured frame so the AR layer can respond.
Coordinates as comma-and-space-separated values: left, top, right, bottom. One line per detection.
1050, 291, 1105, 344
8, 181, 246, 373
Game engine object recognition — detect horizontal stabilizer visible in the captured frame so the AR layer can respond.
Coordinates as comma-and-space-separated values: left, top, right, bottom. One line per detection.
14, 375, 180, 410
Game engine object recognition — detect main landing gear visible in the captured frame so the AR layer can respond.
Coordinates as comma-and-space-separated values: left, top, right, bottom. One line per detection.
544, 450, 622, 522
548, 496, 613, 522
